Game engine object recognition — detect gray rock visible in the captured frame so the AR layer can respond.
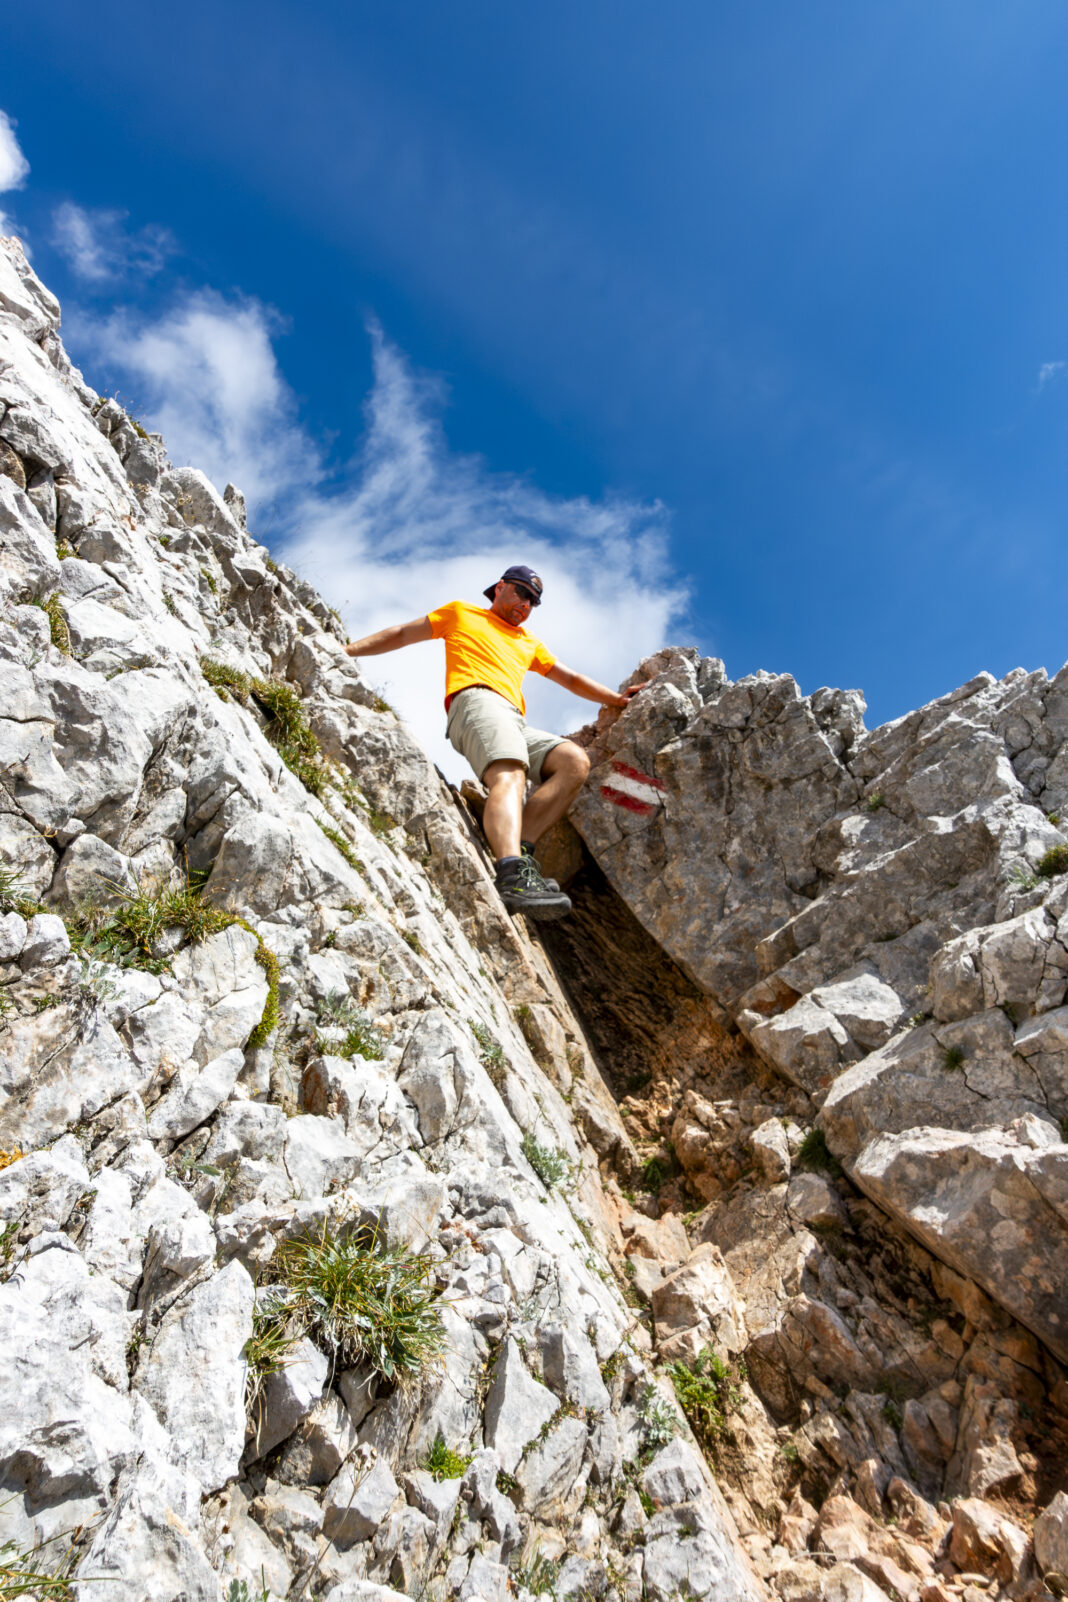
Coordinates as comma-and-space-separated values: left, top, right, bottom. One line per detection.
0, 910, 27, 961
250, 1334, 330, 1461
537, 1322, 611, 1412
483, 1336, 560, 1474
750, 1118, 791, 1183
136, 1258, 255, 1492
20, 912, 70, 968
48, 832, 137, 910
514, 1415, 588, 1516
146, 1047, 245, 1141
1035, 1490, 1068, 1577
640, 1439, 708, 1507
276, 1391, 358, 1485
323, 1454, 400, 1544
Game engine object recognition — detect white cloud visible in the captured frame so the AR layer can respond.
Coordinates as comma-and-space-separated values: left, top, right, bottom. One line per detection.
1038, 361, 1065, 391
52, 202, 174, 282
74, 291, 318, 505
0, 110, 30, 231
72, 294, 689, 778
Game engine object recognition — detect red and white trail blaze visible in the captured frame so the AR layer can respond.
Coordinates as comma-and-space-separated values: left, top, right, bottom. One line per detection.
599, 761, 666, 816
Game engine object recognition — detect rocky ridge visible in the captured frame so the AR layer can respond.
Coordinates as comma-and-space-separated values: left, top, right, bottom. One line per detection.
2, 231, 1068, 1602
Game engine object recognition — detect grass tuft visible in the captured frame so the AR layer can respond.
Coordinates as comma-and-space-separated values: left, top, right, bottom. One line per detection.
1037, 843, 1068, 881
512, 1548, 560, 1599
796, 1127, 843, 1178
469, 1019, 506, 1087
316, 819, 361, 870
68, 875, 234, 973
0, 866, 42, 919
248, 676, 328, 795
200, 662, 331, 796
200, 657, 252, 699
666, 1347, 745, 1453
67, 872, 279, 1048
245, 1290, 301, 1415
941, 1044, 965, 1071
521, 1132, 569, 1189
274, 1220, 445, 1381
315, 993, 383, 1061
0, 1526, 82, 1598
421, 1433, 473, 1481
862, 792, 886, 813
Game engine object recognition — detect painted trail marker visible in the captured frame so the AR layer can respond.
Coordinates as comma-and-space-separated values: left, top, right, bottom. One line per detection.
600, 761, 665, 816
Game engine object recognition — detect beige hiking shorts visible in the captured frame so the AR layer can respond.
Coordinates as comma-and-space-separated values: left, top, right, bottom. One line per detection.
446, 687, 563, 784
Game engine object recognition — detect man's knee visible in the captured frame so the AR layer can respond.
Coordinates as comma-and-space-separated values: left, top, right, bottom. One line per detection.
483, 758, 528, 792
547, 741, 590, 784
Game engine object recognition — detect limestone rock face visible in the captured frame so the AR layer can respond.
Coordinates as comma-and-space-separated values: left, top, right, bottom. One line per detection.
0, 237, 762, 1601
571, 644, 1068, 1359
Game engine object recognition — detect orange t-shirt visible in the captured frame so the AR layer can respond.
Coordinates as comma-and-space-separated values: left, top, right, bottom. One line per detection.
427, 600, 556, 715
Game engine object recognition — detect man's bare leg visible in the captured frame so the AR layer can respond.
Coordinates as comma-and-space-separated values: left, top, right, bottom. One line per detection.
520, 740, 591, 845
481, 759, 527, 860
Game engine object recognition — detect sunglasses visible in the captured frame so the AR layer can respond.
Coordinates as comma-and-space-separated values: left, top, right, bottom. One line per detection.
510, 582, 539, 606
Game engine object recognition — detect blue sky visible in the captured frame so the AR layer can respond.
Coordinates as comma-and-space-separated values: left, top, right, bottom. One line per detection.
2, 2, 1067, 771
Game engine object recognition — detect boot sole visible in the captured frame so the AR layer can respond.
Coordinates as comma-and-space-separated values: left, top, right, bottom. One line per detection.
499, 892, 572, 921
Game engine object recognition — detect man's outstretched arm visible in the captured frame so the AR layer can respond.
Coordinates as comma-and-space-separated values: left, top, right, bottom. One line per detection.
546, 662, 653, 708
345, 616, 434, 657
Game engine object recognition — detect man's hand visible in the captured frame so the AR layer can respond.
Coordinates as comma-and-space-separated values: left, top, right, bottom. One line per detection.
609, 679, 654, 709
547, 662, 659, 707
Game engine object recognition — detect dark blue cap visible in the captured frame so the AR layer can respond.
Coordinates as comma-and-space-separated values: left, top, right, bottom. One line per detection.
483, 565, 544, 606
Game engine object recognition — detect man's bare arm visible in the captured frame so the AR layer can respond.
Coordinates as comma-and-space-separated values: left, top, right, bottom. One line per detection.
345, 616, 434, 657
546, 661, 653, 708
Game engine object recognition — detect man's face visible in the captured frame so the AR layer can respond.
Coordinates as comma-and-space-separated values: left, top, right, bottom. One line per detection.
491, 580, 535, 626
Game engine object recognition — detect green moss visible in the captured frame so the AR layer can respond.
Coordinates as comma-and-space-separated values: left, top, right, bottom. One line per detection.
422, 1433, 473, 1481
862, 792, 886, 812
200, 657, 252, 699
246, 934, 280, 1048
366, 808, 398, 837
28, 592, 71, 655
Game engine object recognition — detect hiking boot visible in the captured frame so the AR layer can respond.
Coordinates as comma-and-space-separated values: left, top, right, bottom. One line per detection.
521, 840, 559, 890
495, 855, 572, 921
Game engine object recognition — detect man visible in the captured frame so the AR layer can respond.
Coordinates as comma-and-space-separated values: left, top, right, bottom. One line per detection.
345, 564, 649, 919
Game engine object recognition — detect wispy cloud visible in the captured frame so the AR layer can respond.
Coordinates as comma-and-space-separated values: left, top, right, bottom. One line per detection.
1037, 360, 1065, 391
0, 110, 30, 231
72, 293, 689, 775
52, 202, 174, 282
73, 290, 319, 506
